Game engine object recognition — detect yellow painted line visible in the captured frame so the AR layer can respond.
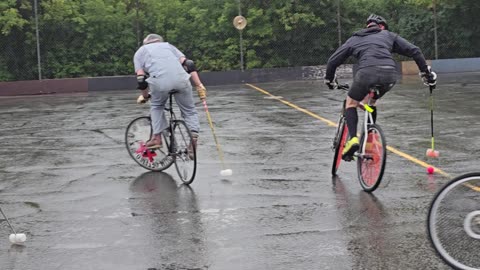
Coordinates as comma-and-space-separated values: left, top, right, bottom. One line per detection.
386, 146, 450, 177
464, 182, 480, 192
246, 83, 337, 127
246, 83, 451, 178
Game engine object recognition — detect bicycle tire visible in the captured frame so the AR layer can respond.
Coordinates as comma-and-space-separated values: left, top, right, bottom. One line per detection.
427, 172, 480, 270
357, 123, 386, 192
172, 120, 197, 185
125, 116, 174, 171
331, 116, 348, 175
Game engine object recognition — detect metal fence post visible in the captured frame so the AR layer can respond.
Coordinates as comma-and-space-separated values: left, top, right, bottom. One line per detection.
238, 0, 244, 71
433, 0, 438, 59
34, 0, 42, 80
136, 0, 141, 47
337, 0, 342, 46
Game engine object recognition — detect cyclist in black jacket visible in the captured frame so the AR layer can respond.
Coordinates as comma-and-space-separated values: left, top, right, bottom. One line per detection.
324, 14, 437, 159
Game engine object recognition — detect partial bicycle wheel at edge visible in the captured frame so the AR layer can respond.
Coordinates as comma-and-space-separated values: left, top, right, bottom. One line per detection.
427, 172, 480, 270
331, 117, 348, 175
172, 120, 197, 185
125, 116, 174, 171
357, 123, 386, 192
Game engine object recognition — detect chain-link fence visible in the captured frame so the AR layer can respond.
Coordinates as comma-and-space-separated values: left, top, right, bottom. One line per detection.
0, 0, 478, 82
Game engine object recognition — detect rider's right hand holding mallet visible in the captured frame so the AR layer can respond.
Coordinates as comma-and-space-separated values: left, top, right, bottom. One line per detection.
422, 67, 439, 158
190, 67, 233, 176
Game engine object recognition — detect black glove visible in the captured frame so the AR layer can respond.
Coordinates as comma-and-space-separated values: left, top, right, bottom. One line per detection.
420, 66, 437, 86
323, 75, 338, 90
136, 74, 149, 90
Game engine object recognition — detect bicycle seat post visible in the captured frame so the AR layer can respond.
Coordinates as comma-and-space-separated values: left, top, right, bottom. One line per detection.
368, 86, 381, 106
164, 91, 177, 115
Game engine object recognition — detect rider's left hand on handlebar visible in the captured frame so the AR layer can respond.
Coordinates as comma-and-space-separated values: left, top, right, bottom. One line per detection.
136, 94, 151, 104
324, 75, 338, 90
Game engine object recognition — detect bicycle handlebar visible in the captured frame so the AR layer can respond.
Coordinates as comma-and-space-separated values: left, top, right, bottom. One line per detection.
336, 83, 350, 90
335, 79, 434, 93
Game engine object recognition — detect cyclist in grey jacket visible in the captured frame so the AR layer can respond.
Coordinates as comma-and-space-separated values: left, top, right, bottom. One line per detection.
134, 34, 207, 149
324, 14, 437, 159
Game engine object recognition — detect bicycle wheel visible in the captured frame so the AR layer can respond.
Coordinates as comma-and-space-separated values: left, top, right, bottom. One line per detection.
125, 116, 174, 171
357, 123, 386, 192
331, 116, 348, 175
172, 120, 197, 185
427, 172, 480, 270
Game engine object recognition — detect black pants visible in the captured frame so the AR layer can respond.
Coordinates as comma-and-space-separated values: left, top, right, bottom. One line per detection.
348, 66, 398, 101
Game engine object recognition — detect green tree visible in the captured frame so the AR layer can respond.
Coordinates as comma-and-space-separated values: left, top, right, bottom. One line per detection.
39, 0, 137, 78
0, 0, 33, 80
0, 0, 478, 81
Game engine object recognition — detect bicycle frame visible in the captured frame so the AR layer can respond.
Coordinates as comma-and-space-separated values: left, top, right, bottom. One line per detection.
357, 90, 378, 158
332, 82, 387, 191
126, 90, 197, 183
164, 92, 177, 155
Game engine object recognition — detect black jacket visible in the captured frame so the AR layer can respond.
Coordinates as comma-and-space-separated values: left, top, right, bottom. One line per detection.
325, 26, 429, 81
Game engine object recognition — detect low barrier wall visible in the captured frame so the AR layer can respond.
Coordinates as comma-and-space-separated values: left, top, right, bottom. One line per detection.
0, 78, 88, 96
0, 65, 354, 96
0, 58, 478, 96
401, 57, 480, 75
431, 58, 480, 73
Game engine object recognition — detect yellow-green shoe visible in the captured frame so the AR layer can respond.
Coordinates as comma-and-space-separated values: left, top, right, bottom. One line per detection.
342, 136, 360, 159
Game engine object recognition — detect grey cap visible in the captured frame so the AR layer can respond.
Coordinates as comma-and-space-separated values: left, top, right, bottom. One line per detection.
143, 34, 164, 45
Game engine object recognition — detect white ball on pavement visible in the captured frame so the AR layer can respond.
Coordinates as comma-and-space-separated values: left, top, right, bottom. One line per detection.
220, 169, 233, 176
9, 233, 26, 244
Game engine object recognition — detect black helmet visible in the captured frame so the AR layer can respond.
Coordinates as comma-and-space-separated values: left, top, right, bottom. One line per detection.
366, 14, 388, 30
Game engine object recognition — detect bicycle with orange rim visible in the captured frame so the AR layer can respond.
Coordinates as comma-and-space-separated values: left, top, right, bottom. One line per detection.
331, 84, 387, 192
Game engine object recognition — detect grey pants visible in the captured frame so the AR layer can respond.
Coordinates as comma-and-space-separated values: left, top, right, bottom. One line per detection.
147, 78, 200, 135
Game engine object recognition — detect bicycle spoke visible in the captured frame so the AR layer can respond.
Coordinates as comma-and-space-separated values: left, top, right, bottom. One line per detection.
125, 116, 174, 171
428, 174, 480, 269
173, 120, 197, 184
357, 124, 386, 192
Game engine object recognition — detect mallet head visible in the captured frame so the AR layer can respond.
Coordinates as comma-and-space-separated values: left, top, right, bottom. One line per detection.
426, 149, 440, 158
9, 233, 26, 244
220, 169, 233, 176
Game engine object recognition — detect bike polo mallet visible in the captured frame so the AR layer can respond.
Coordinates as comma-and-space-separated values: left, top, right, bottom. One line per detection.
201, 98, 233, 176
426, 83, 440, 158
0, 205, 27, 244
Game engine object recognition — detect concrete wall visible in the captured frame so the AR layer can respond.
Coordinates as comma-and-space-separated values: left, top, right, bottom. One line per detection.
0, 65, 354, 96
401, 60, 432, 75
431, 58, 480, 73
1, 58, 479, 96
401, 57, 480, 75
86, 65, 355, 92
0, 78, 88, 96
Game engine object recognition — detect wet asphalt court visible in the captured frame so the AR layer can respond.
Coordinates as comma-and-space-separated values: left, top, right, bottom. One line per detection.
0, 72, 479, 270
